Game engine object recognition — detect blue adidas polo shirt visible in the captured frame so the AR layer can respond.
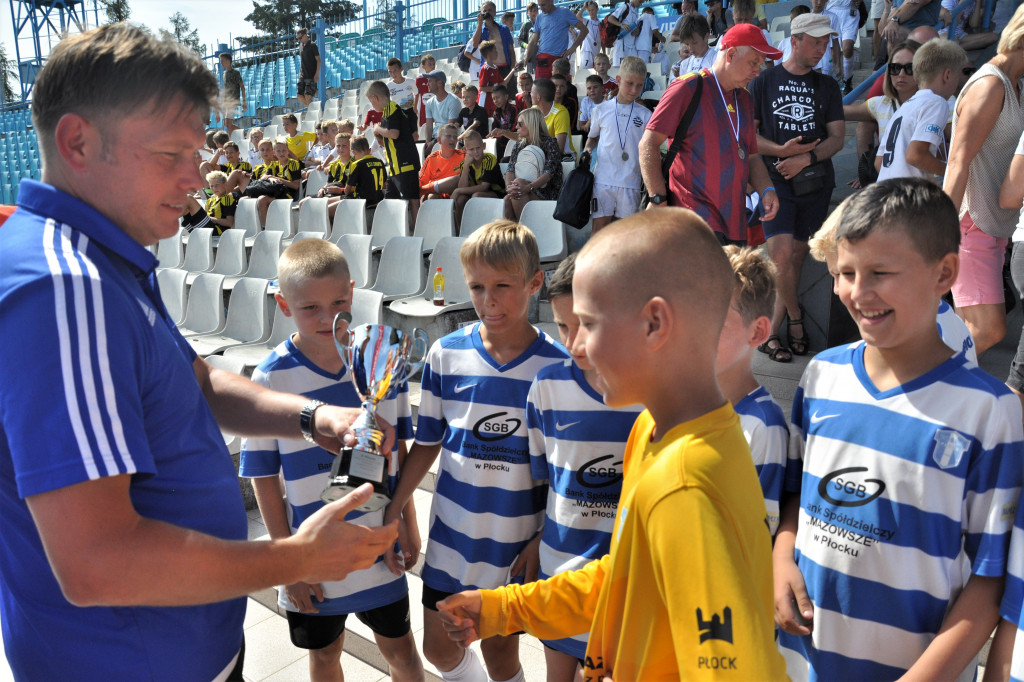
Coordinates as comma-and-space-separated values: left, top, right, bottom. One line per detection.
0, 180, 248, 680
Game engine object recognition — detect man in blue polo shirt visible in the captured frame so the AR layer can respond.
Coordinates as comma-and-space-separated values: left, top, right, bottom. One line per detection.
0, 24, 399, 681
517, 0, 589, 79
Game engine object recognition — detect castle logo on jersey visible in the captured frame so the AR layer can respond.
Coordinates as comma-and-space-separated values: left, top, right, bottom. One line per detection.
575, 454, 624, 489
696, 606, 733, 644
472, 411, 522, 441
932, 429, 970, 470
817, 467, 886, 507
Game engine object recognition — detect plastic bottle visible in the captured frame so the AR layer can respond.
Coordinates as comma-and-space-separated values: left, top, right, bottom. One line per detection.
433, 267, 445, 306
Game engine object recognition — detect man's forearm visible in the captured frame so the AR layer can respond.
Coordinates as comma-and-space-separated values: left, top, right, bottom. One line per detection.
639, 133, 668, 196
748, 153, 775, 194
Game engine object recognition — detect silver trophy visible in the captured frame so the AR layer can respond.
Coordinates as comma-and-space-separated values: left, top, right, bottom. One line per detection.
320, 312, 428, 512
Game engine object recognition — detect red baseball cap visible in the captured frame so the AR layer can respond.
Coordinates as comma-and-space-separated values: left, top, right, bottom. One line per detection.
719, 23, 783, 60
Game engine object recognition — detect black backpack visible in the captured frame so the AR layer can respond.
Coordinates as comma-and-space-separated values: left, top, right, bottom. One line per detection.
553, 155, 594, 229
457, 39, 473, 73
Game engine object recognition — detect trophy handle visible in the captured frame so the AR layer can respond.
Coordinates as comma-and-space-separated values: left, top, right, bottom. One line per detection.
334, 312, 354, 372
404, 328, 429, 380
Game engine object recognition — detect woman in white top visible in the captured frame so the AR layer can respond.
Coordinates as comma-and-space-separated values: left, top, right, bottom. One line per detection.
843, 41, 919, 187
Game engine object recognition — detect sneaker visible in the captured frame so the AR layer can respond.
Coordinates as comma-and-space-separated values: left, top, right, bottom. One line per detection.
844, 78, 853, 94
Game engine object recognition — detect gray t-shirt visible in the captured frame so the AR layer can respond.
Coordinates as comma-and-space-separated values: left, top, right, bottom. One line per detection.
425, 92, 462, 138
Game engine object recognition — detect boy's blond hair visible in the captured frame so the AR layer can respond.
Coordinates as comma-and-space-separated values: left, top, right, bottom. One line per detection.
808, 198, 850, 263
367, 80, 391, 100
912, 39, 967, 86
460, 219, 540, 280
594, 52, 610, 65
278, 239, 351, 298
206, 170, 228, 184
351, 136, 371, 153
619, 56, 647, 79
321, 118, 337, 130
338, 118, 355, 133
335, 132, 352, 145
463, 129, 484, 144
723, 246, 777, 324
258, 138, 274, 151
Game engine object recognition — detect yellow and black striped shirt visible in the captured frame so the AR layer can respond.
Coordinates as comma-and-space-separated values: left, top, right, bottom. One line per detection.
379, 100, 420, 177
204, 192, 237, 235
467, 152, 506, 197
270, 159, 303, 199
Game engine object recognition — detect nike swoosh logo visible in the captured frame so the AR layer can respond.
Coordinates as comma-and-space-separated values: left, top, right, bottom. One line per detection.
454, 383, 475, 394
555, 421, 580, 431
810, 412, 840, 424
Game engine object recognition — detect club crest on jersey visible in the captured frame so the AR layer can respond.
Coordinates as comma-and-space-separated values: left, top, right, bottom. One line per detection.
575, 454, 624, 489
932, 429, 970, 470
472, 411, 522, 441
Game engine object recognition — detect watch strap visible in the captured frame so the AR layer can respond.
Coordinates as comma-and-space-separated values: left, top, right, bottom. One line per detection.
300, 400, 327, 444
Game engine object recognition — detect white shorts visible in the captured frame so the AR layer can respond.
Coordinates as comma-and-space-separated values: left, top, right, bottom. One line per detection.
636, 50, 651, 63
828, 7, 860, 42
593, 182, 642, 219
871, 0, 885, 19
580, 49, 596, 69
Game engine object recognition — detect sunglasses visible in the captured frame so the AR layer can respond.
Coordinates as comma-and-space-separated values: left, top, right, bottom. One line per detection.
888, 62, 913, 76
962, 66, 976, 77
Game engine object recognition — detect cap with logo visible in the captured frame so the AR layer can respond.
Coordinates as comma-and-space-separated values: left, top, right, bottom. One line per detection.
718, 23, 784, 60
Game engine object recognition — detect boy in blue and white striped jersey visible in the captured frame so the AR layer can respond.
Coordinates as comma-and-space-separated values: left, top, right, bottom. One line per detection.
385, 220, 569, 682
716, 246, 789, 537
774, 178, 1024, 681
240, 240, 423, 682
990, 500, 1024, 680
525, 254, 642, 679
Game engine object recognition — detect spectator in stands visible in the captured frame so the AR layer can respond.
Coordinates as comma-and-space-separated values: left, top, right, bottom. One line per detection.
458, 85, 489, 143
943, 4, 1024, 355
301, 121, 327, 174
750, 13, 845, 362
502, 11, 517, 36
807, 0, 843, 81
577, 1, 602, 69
472, 2, 517, 82
650, 34, 673, 77
0, 23, 398, 681
451, 129, 505, 227
641, 24, 780, 245
204, 170, 238, 234
706, 0, 733, 38
518, 0, 589, 79
338, 119, 355, 135
423, 70, 461, 156
255, 139, 303, 224
579, 74, 606, 134
199, 128, 218, 162
876, 39, 966, 182
637, 7, 666, 63
420, 123, 466, 200
368, 79, 422, 225
219, 52, 245, 135
345, 136, 387, 207
671, 41, 693, 78
282, 113, 316, 164
247, 127, 264, 166
252, 138, 277, 181
358, 105, 382, 135
514, 71, 535, 111
880, 0, 941, 47
417, 54, 436, 131
310, 119, 340, 170
451, 80, 467, 99
678, 14, 719, 74
317, 133, 353, 222
519, 2, 540, 66
606, 0, 645, 66
386, 57, 420, 141
180, 191, 211, 233
583, 56, 651, 232
938, 0, 998, 50
504, 107, 564, 219
199, 130, 231, 185
551, 58, 579, 107
549, 73, 580, 139
478, 41, 504, 115
218, 141, 254, 193
488, 84, 518, 158
296, 28, 321, 107
531, 77, 574, 159
594, 53, 618, 99
669, 0, 702, 40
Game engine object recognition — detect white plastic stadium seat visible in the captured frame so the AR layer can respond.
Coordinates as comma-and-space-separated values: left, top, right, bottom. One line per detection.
330, 198, 368, 242
390, 237, 474, 318
367, 236, 425, 301
223, 304, 298, 370
234, 198, 262, 245
459, 197, 504, 237
305, 170, 329, 200
336, 234, 374, 288
156, 268, 187, 326
297, 197, 331, 238
177, 273, 227, 337
519, 201, 568, 264
211, 229, 249, 275
413, 198, 455, 254
156, 228, 185, 269
264, 199, 296, 237
186, 277, 271, 356
370, 199, 410, 250
352, 287, 384, 326
181, 227, 215, 274
224, 231, 282, 290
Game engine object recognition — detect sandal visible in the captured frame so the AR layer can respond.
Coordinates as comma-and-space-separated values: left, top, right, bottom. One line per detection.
758, 335, 792, 363
788, 313, 809, 356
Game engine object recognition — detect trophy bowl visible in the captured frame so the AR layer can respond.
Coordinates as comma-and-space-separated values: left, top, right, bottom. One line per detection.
320, 312, 428, 511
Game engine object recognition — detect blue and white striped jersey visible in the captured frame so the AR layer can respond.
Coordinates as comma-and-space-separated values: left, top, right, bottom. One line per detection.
526, 359, 641, 659
415, 323, 569, 593
240, 337, 414, 615
937, 298, 977, 363
735, 385, 789, 537
779, 341, 1023, 681
1001, 497, 1024, 681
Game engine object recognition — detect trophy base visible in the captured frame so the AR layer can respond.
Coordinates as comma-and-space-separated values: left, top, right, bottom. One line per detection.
320, 476, 391, 512
319, 447, 390, 512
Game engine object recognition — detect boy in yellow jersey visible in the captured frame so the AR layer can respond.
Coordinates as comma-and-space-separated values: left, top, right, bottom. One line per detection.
437, 208, 788, 681
344, 137, 387, 209
255, 140, 303, 225
367, 79, 421, 226
204, 170, 238, 235
451, 130, 504, 228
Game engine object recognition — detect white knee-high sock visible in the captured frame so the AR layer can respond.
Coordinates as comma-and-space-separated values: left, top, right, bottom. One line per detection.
442, 648, 488, 682
490, 667, 526, 682
843, 56, 855, 81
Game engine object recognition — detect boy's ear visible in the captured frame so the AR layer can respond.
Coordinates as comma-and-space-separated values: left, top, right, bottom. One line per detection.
935, 251, 959, 295
642, 295, 673, 349
527, 269, 545, 296
275, 292, 293, 316
749, 315, 772, 348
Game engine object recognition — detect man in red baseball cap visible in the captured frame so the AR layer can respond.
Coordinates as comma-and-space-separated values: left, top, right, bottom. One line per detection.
640, 22, 781, 245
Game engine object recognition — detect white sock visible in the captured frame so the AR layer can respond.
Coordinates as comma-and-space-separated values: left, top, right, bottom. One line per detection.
843, 57, 855, 81
490, 669, 526, 682
442, 649, 488, 682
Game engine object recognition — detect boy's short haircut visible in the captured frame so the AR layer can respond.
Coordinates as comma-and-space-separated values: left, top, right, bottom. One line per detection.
460, 219, 541, 280
223, 141, 239, 152
451, 80, 466, 91
642, 7, 655, 14
387, 57, 403, 68
680, 14, 711, 40
463, 129, 484, 144
335, 132, 352, 144
550, 73, 568, 85
282, 113, 298, 125
546, 252, 576, 300
249, 128, 262, 140
594, 53, 610, 64
552, 58, 571, 75
278, 239, 350, 298
911, 39, 968, 86
808, 197, 851, 263
502, 11, 515, 22
732, 0, 756, 19
464, 84, 480, 96
213, 130, 230, 145
723, 245, 777, 324
527, 2, 538, 10
351, 136, 371, 153
258, 138, 274, 151
835, 178, 960, 263
585, 74, 604, 86
314, 121, 324, 132
220, 52, 233, 64
205, 130, 217, 148
321, 118, 336, 129
790, 4, 811, 19
480, 40, 498, 57
337, 118, 355, 132
296, 28, 308, 38
421, 54, 436, 66
275, 138, 289, 148
493, 84, 509, 96
439, 122, 461, 137
31, 23, 217, 159
533, 78, 556, 103
619, 56, 647, 79
206, 170, 228, 184
367, 80, 391, 99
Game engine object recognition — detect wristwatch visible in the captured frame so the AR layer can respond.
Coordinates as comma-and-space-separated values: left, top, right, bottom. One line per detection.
300, 400, 327, 445
650, 193, 668, 205
890, 14, 901, 23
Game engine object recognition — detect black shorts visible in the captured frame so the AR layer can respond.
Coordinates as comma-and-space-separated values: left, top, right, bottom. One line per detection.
762, 180, 833, 242
181, 207, 209, 231
286, 594, 412, 649
384, 172, 419, 201
298, 78, 318, 97
421, 584, 455, 612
